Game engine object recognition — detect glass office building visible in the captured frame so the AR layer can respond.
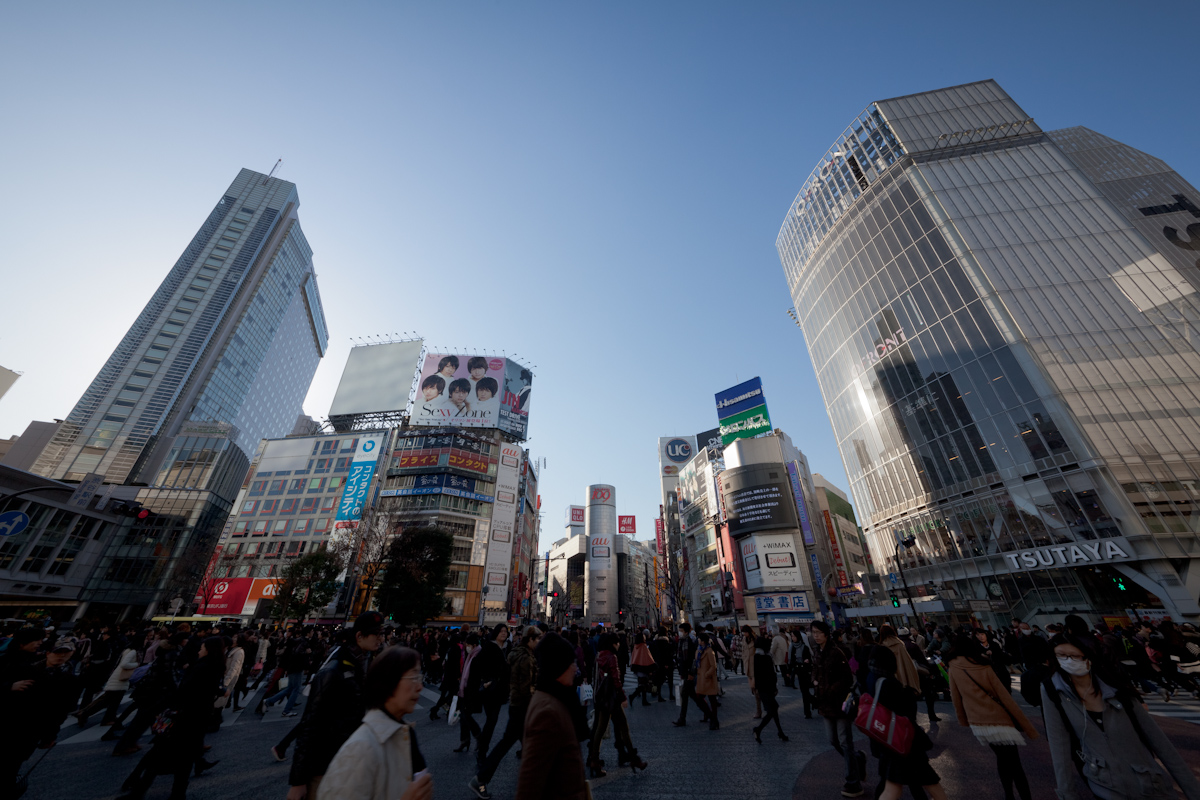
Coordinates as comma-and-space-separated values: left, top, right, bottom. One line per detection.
776, 81, 1200, 624
31, 169, 329, 617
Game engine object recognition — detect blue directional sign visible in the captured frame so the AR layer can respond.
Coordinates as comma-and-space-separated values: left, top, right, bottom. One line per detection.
888, 572, 898, 585
0, 511, 30, 537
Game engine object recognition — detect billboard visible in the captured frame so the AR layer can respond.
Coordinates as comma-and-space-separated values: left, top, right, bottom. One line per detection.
566, 505, 585, 527
655, 519, 665, 555
335, 433, 385, 522
619, 516, 636, 535
485, 442, 523, 589
195, 577, 253, 615
412, 353, 532, 439
741, 531, 803, 590
823, 510, 850, 587
721, 465, 799, 537
695, 427, 723, 453
328, 341, 424, 417
658, 436, 695, 477
715, 377, 771, 447
379, 473, 494, 503
719, 404, 772, 446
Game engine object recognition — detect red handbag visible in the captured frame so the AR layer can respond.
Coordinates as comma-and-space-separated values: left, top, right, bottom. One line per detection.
854, 678, 914, 755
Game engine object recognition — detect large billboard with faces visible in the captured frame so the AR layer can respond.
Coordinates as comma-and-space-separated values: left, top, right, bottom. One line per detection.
413, 353, 532, 439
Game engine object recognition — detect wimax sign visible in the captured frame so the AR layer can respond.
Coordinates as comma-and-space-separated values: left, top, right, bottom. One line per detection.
1001, 537, 1133, 573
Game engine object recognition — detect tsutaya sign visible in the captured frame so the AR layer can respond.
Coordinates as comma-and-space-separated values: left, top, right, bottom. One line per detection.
1001, 537, 1134, 573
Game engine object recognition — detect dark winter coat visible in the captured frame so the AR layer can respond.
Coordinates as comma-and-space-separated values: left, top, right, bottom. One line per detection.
515, 684, 588, 800
289, 645, 369, 786
813, 641, 854, 719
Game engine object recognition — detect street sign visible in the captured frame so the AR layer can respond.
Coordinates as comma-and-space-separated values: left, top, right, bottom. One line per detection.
888, 572, 898, 584
168, 597, 184, 614
67, 472, 104, 510
0, 510, 30, 537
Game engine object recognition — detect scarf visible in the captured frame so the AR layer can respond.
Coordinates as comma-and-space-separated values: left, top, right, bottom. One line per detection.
694, 642, 708, 672
536, 676, 590, 741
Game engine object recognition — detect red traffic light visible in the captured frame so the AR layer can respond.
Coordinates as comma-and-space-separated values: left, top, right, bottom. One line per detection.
136, 508, 151, 520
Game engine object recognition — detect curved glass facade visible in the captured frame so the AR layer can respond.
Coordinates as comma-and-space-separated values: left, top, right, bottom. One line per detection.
777, 81, 1200, 622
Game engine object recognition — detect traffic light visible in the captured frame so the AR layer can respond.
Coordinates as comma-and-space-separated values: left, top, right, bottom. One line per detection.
552, 591, 559, 598
890, 595, 901, 608
1113, 576, 1127, 591
111, 501, 153, 521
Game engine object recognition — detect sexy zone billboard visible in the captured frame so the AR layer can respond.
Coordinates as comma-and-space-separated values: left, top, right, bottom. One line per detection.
412, 353, 532, 440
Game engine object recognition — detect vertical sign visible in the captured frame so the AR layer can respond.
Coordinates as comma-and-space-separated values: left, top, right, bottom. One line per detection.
618, 516, 636, 535
810, 553, 822, 588
786, 461, 816, 546
68, 473, 105, 510
655, 518, 665, 555
486, 442, 522, 590
823, 510, 849, 587
336, 434, 385, 522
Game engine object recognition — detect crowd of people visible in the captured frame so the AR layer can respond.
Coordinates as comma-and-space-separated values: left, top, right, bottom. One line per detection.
2, 612, 1199, 800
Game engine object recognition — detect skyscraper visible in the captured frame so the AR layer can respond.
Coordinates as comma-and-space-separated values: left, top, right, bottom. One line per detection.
31, 168, 328, 617
776, 81, 1200, 624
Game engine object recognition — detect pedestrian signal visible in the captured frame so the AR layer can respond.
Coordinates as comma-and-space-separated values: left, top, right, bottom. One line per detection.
890, 595, 901, 608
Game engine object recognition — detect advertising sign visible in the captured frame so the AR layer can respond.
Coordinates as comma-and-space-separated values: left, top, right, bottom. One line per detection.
411, 354, 532, 439
485, 442, 523, 589
335, 433, 385, 522
655, 519, 665, 555
786, 461, 816, 546
721, 465, 799, 537
715, 377, 766, 420
195, 577, 254, 615
379, 473, 494, 503
749, 531, 803, 589
239, 578, 283, 614
752, 593, 811, 613
719, 403, 772, 446
695, 427, 723, 453
567, 506, 585, 526
658, 436, 695, 477
618, 516, 636, 535
328, 341, 425, 417
823, 510, 850, 587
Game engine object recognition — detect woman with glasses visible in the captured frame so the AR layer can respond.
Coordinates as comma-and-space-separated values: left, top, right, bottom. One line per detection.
319, 646, 432, 800
1042, 634, 1200, 800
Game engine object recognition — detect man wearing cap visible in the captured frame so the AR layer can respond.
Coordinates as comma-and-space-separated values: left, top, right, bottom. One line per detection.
470, 625, 541, 800
286, 612, 384, 800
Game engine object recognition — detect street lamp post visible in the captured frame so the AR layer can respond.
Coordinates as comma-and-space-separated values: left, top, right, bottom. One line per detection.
894, 535, 921, 624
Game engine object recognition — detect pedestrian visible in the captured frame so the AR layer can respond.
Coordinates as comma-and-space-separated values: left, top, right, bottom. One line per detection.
514, 632, 589, 800
113, 632, 184, 757
116, 636, 224, 800
586, 633, 646, 778
213, 634, 245, 727
692, 630, 721, 730
866, 644, 946, 800
752, 635, 787, 743
471, 626, 541, 800
467, 624, 510, 765
741, 625, 762, 719
671, 622, 698, 727
626, 631, 655, 706
317, 646, 432, 800
261, 627, 309, 717
1042, 633, 1200, 800
770, 627, 789, 684
649, 626, 674, 702
898, 627, 940, 721
0, 628, 50, 796
284, 611, 384, 800
430, 632, 463, 721
811, 621, 866, 798
455, 632, 483, 753
730, 626, 744, 674
792, 625, 815, 718
948, 634, 1037, 800
876, 625, 922, 695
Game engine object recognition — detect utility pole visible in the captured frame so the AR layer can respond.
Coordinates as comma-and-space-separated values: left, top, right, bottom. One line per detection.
894, 534, 921, 624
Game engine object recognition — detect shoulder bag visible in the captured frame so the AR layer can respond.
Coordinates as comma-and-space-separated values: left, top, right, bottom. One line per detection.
854, 678, 914, 755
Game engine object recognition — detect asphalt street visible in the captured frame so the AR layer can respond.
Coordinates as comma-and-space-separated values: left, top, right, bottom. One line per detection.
19, 669, 1200, 800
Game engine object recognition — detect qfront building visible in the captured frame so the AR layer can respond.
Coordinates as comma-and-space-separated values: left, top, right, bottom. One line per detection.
26, 168, 328, 618
776, 80, 1200, 625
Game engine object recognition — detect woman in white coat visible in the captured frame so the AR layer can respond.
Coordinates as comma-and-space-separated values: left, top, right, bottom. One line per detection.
318, 646, 433, 800
215, 634, 246, 721
76, 639, 140, 727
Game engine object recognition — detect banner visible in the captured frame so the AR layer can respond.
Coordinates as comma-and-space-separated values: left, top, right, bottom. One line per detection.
655, 519, 664, 555
786, 461, 816, 546
412, 353, 532, 440
485, 442, 523, 590
336, 433, 385, 522
619, 516, 636, 535
824, 510, 849, 587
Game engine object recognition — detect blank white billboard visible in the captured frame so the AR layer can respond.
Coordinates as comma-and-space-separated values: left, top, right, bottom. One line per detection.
328, 341, 424, 417
0, 366, 18, 403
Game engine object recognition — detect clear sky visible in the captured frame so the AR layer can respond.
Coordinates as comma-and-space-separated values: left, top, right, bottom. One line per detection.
2, 2, 1197, 545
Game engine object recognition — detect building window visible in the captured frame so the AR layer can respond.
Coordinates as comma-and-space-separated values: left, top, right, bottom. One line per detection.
280, 499, 298, 514
307, 478, 325, 492
241, 501, 258, 516
250, 520, 269, 536
328, 477, 344, 492
272, 520, 289, 536
319, 496, 336, 514
269, 480, 286, 494
293, 519, 311, 535
259, 499, 278, 515
288, 479, 304, 493
300, 498, 319, 514
314, 518, 331, 533
232, 522, 249, 537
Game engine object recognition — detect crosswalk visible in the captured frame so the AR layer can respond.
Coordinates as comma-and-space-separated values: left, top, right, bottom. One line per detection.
1142, 691, 1200, 725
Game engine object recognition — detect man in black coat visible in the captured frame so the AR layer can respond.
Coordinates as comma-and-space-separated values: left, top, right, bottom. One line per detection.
285, 612, 383, 800
466, 625, 510, 767
671, 623, 699, 726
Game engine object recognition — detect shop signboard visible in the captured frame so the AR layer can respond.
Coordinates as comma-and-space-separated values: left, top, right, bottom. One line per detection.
335, 433, 385, 522
785, 461, 816, 546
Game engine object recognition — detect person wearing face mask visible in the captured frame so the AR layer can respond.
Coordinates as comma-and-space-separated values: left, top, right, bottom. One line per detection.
1042, 634, 1200, 800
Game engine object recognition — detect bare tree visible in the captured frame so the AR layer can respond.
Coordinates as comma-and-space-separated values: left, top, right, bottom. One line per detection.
329, 497, 421, 615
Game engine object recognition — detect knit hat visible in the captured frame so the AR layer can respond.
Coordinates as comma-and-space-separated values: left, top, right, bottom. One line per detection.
535, 631, 577, 680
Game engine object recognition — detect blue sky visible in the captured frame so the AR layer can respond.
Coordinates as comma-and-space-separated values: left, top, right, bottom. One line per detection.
1, 2, 1197, 544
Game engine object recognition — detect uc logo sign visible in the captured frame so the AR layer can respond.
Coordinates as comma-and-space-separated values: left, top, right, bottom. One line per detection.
362, 440, 376, 452
591, 488, 611, 502
665, 438, 692, 463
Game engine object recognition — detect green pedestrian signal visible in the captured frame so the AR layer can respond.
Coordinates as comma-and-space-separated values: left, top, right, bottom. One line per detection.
890, 595, 901, 608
